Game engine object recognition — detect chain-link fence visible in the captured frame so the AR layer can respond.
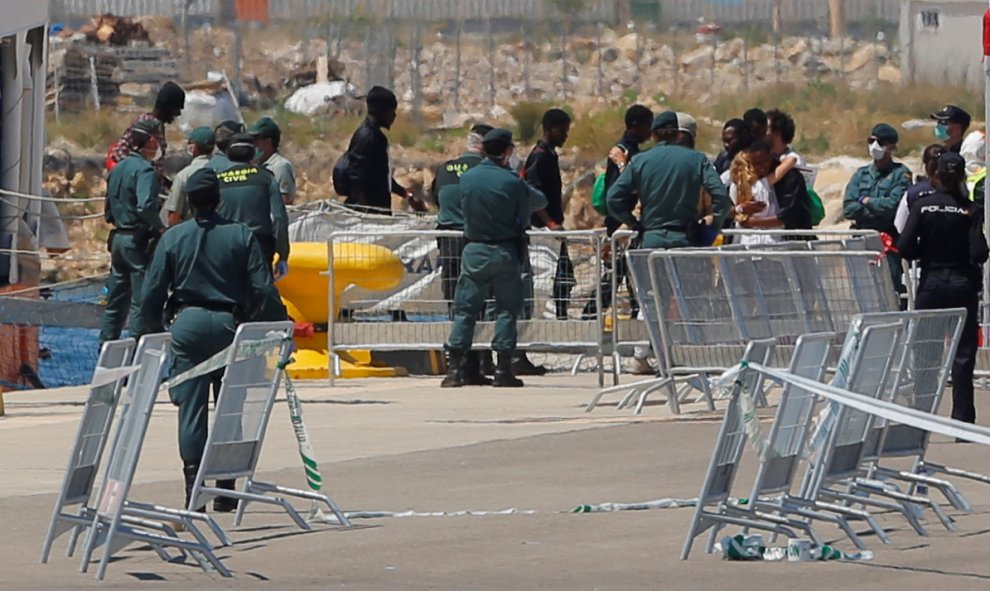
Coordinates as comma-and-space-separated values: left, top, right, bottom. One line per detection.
47, 0, 903, 119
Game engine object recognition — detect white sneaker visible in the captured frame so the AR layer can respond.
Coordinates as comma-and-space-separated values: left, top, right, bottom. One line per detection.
623, 357, 654, 375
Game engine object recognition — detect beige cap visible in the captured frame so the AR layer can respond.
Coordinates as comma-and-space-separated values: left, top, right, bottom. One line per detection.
675, 112, 697, 138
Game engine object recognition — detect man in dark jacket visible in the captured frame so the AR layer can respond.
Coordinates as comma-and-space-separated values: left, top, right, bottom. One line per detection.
343, 86, 426, 214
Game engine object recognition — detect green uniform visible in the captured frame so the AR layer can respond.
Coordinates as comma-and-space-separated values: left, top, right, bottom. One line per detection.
217, 163, 290, 266
207, 152, 232, 172
435, 151, 484, 305
261, 151, 296, 203
141, 212, 286, 468
163, 154, 211, 222
606, 143, 731, 248
99, 152, 163, 343
842, 161, 912, 304
446, 159, 546, 353
436, 151, 483, 230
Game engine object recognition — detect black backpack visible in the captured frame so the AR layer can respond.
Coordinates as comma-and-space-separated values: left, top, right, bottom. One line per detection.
332, 151, 351, 197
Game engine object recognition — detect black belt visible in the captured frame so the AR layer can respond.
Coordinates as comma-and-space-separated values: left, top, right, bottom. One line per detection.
178, 301, 237, 314
436, 224, 462, 231
465, 237, 516, 245
113, 227, 138, 234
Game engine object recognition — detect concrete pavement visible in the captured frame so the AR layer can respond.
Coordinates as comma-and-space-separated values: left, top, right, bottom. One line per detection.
2, 375, 990, 589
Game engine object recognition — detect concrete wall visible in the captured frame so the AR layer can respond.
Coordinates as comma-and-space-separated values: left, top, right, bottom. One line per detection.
900, 0, 986, 89
0, 1, 48, 283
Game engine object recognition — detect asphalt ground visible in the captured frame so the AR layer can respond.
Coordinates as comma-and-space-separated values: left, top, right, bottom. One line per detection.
3, 375, 990, 589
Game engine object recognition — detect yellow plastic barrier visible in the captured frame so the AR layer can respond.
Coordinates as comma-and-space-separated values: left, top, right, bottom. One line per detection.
278, 242, 407, 379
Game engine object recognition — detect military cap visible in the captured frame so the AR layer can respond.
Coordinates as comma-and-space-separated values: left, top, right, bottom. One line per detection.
651, 110, 678, 131
248, 116, 281, 141
186, 168, 220, 194
229, 133, 256, 149
471, 123, 495, 137
482, 128, 514, 151
187, 126, 216, 150
870, 123, 899, 145
216, 119, 245, 134
131, 117, 161, 136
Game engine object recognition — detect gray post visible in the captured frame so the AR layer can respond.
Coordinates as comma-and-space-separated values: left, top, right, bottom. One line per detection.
53, 66, 61, 124
560, 23, 568, 98
742, 34, 748, 92
596, 22, 604, 97
454, 18, 462, 110
233, 21, 243, 99
89, 56, 100, 112
364, 25, 372, 89
411, 23, 422, 123
523, 22, 531, 96
487, 15, 496, 108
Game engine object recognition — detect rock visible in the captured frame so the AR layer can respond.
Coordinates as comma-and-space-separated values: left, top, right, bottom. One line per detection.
601, 47, 619, 63
616, 33, 641, 60
902, 118, 934, 131
715, 38, 744, 62
878, 64, 901, 85
844, 43, 882, 73
785, 39, 808, 63
680, 45, 714, 73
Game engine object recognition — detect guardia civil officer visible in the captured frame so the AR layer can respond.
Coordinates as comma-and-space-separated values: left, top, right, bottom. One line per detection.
898, 152, 989, 425
141, 168, 287, 512
842, 123, 913, 307
164, 126, 215, 225
99, 117, 165, 343
443, 129, 547, 388
606, 111, 732, 248
217, 133, 290, 278
208, 120, 244, 173
434, 123, 494, 385
249, 116, 297, 205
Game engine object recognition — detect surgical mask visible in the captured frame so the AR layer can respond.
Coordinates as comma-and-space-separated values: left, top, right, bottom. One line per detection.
255, 148, 265, 161
934, 123, 950, 141
187, 145, 196, 157
868, 141, 887, 161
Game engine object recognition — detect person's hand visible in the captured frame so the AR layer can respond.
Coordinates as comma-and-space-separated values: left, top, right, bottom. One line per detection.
608, 146, 629, 169
859, 196, 871, 205
407, 192, 428, 212
274, 261, 289, 281
739, 217, 756, 228
600, 241, 612, 261
547, 220, 565, 231
737, 201, 766, 215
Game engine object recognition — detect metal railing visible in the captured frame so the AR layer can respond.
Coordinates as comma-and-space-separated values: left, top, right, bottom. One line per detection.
325, 228, 607, 385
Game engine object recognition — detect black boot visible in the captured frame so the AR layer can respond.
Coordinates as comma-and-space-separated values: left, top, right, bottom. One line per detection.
512, 352, 547, 376
494, 353, 524, 388
463, 351, 493, 386
480, 351, 495, 376
213, 479, 238, 513
441, 350, 466, 388
183, 464, 206, 513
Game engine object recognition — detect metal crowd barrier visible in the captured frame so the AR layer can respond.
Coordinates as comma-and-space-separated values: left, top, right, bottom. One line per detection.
683, 309, 972, 558
588, 245, 898, 414
604, 229, 884, 386
326, 229, 608, 384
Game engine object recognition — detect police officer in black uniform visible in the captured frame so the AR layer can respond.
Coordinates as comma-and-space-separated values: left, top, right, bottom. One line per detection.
898, 152, 989, 425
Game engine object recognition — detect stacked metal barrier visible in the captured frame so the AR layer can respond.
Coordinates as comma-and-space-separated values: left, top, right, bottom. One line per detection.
684, 309, 980, 558
326, 229, 607, 384
588, 240, 898, 414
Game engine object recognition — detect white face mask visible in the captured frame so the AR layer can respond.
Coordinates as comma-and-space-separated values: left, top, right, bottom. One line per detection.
868, 141, 887, 161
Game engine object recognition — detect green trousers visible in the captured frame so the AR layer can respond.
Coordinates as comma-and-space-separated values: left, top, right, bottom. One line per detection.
446, 243, 523, 354
99, 232, 150, 343
641, 229, 691, 249
168, 307, 236, 467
